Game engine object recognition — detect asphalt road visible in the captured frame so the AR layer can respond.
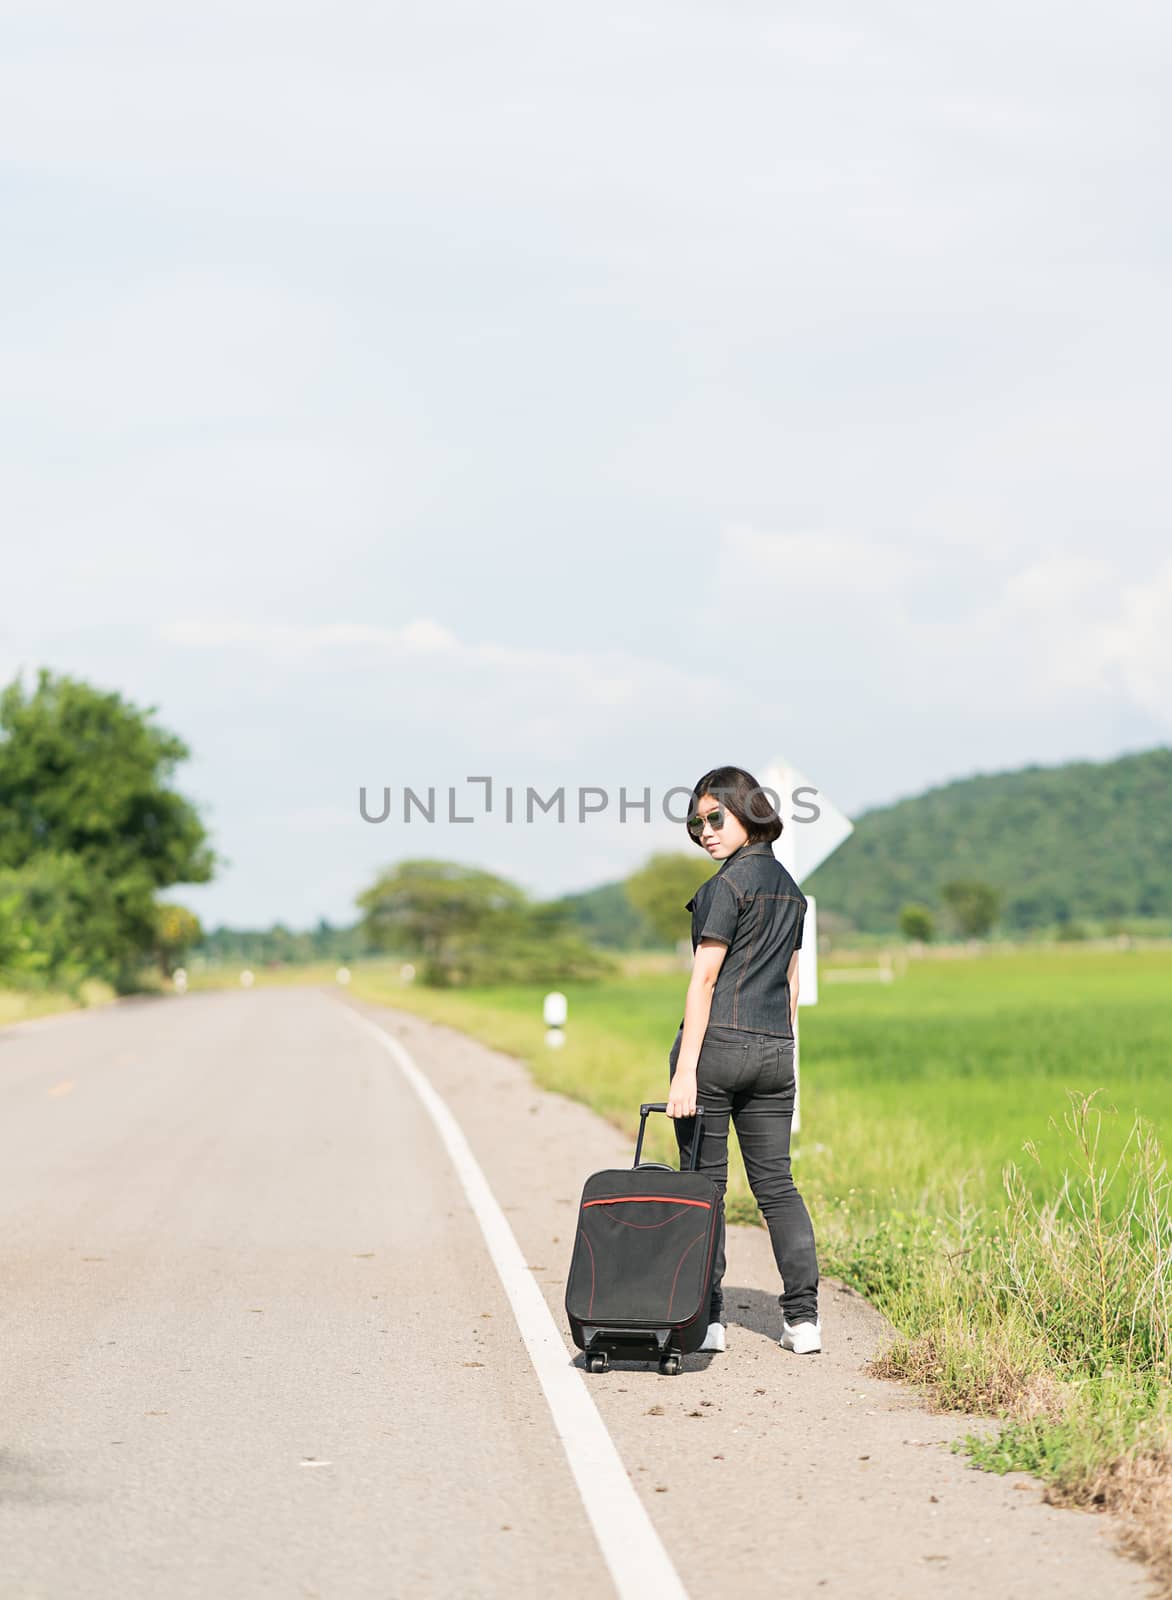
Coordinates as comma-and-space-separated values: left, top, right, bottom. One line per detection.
0, 988, 1150, 1599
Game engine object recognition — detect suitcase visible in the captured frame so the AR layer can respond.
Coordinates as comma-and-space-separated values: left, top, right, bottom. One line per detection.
565, 1102, 720, 1375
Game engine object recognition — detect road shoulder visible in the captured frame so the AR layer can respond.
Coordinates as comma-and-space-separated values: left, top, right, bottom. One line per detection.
335, 990, 1151, 1600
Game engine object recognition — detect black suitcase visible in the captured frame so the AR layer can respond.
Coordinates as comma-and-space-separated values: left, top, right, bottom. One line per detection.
565, 1103, 720, 1375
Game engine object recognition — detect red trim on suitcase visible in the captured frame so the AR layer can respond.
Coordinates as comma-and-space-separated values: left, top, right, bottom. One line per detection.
583, 1195, 711, 1209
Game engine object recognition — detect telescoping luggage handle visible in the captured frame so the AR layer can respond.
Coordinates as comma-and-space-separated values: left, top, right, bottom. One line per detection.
633, 1103, 705, 1171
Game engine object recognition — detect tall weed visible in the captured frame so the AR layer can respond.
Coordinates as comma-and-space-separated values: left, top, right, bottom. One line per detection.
853, 1093, 1171, 1592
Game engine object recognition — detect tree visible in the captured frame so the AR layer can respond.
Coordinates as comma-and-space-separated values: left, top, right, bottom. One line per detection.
154, 902, 203, 977
0, 668, 217, 989
355, 859, 614, 986
624, 853, 713, 947
0, 884, 49, 985
0, 853, 98, 989
940, 878, 1001, 938
898, 902, 935, 942
356, 859, 528, 960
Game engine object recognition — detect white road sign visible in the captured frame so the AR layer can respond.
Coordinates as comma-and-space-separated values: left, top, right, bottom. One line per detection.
797, 897, 818, 1006
760, 756, 854, 884
759, 757, 852, 1135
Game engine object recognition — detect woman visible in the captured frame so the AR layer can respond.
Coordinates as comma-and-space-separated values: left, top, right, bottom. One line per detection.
665, 765, 820, 1355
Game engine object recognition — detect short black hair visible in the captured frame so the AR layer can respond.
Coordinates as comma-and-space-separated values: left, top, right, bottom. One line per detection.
687, 765, 782, 848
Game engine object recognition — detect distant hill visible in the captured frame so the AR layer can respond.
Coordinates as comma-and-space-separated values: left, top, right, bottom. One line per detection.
197, 748, 1171, 958
196, 918, 370, 964
547, 880, 661, 949
804, 746, 1172, 934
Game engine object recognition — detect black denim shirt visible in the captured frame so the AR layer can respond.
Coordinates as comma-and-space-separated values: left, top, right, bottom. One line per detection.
682, 841, 807, 1038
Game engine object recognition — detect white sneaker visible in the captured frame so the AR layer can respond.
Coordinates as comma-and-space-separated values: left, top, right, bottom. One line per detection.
780, 1316, 822, 1354
698, 1322, 726, 1353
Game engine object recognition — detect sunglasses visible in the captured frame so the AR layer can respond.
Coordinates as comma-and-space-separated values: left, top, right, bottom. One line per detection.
686, 804, 726, 838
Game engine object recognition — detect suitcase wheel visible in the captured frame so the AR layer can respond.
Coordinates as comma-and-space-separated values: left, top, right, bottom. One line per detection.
586, 1352, 609, 1374
658, 1354, 682, 1376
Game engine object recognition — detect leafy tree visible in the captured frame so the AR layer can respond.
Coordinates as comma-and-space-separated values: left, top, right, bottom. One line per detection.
154, 902, 203, 977
898, 902, 935, 942
0, 885, 49, 984
0, 668, 216, 989
624, 852, 712, 947
356, 859, 527, 960
355, 859, 616, 986
195, 919, 368, 965
940, 878, 1001, 938
0, 853, 95, 989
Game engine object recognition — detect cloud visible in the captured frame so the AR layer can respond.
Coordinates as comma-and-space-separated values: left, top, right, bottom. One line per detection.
1098, 558, 1172, 722
154, 614, 722, 752
720, 526, 1172, 731
720, 524, 931, 594
0, 270, 352, 433
945, 552, 1172, 723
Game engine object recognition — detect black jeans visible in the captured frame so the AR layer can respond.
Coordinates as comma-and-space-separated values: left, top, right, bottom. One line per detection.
669, 1023, 819, 1326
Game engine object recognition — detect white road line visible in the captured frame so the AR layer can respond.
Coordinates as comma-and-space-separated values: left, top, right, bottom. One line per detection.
341, 1006, 689, 1600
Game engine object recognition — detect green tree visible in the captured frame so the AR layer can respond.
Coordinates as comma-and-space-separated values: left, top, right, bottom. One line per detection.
356, 859, 617, 986
624, 852, 712, 947
356, 859, 528, 963
154, 902, 203, 977
940, 878, 1002, 938
0, 884, 50, 984
0, 668, 217, 989
0, 854, 96, 989
898, 902, 935, 942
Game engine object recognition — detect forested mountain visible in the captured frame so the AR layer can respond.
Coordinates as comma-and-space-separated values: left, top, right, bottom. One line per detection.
803, 746, 1172, 934
196, 918, 369, 965
545, 880, 660, 949
191, 748, 1172, 959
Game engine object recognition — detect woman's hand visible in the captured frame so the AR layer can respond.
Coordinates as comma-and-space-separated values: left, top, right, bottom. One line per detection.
668, 940, 723, 1119
666, 1066, 698, 1118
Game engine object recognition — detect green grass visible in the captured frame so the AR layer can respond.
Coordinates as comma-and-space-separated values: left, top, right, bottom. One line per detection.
799, 946, 1172, 1211
346, 946, 1172, 1215
184, 960, 343, 991
0, 978, 118, 1026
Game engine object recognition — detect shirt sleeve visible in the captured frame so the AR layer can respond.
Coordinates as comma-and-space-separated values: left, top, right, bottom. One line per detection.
696, 878, 741, 945
794, 898, 807, 950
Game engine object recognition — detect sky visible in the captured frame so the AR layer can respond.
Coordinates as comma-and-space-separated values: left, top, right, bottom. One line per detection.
3, 2, 1170, 926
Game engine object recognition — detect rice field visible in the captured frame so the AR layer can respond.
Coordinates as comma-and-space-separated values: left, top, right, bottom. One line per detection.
347, 944, 1172, 1219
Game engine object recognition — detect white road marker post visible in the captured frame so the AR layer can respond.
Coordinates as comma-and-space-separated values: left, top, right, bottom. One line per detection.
543, 990, 567, 1049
